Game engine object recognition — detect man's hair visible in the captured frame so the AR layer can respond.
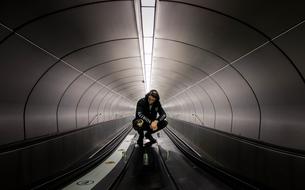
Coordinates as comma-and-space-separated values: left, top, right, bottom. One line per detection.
146, 89, 160, 101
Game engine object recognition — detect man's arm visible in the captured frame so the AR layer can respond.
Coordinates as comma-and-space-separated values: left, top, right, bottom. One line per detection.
156, 104, 166, 122
136, 100, 151, 124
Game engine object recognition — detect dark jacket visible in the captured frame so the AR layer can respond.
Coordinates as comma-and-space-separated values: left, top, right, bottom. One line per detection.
135, 93, 166, 125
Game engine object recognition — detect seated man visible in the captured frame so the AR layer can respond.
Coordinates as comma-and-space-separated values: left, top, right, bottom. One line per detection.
132, 89, 168, 147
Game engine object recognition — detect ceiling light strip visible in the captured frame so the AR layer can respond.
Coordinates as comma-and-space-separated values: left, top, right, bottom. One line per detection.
141, 0, 156, 92
0, 22, 133, 104
133, 0, 146, 93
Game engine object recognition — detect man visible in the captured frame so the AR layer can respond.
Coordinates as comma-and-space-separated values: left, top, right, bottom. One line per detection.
132, 89, 168, 147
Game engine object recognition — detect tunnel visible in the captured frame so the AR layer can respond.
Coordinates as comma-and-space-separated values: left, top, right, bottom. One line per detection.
0, 0, 305, 189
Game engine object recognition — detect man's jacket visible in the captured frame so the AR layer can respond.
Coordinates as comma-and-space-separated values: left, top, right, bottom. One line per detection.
135, 94, 166, 125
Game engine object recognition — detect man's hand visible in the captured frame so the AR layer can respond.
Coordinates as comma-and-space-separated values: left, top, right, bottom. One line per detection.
150, 120, 158, 131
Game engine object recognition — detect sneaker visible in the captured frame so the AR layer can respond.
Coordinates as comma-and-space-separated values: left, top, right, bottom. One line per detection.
145, 133, 157, 144
144, 141, 154, 147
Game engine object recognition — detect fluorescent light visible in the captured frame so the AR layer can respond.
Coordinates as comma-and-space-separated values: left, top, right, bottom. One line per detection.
144, 38, 153, 53
141, 0, 155, 6
141, 7, 154, 37
146, 79, 151, 85
146, 73, 151, 79
145, 66, 151, 73
145, 65, 151, 78
146, 84, 150, 92
145, 67, 151, 74
137, 0, 156, 93
145, 54, 152, 65
145, 73, 151, 92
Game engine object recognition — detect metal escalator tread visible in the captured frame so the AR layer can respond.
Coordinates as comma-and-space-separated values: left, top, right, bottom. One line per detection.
111, 145, 177, 190
157, 130, 233, 190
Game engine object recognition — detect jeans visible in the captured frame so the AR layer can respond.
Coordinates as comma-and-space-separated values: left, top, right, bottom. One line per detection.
132, 118, 168, 138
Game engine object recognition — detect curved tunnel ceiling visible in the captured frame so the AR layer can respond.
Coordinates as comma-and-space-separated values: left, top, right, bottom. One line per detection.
155, 0, 305, 150
0, 0, 305, 154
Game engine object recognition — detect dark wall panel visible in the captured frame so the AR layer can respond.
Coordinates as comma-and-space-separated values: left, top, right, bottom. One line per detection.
191, 86, 215, 128
63, 39, 140, 72
176, 93, 189, 122
88, 89, 109, 124
186, 90, 203, 124
17, 1, 138, 57
0, 35, 57, 144
26, 63, 79, 138
76, 82, 101, 128
101, 93, 116, 121
234, 44, 305, 150
169, 0, 305, 38
0, 117, 132, 189
0, 0, 136, 146
154, 39, 227, 74
200, 79, 232, 132
167, 118, 305, 190
86, 58, 141, 83
99, 92, 114, 121
160, 0, 305, 152
164, 86, 216, 128
157, 1, 266, 62
58, 75, 93, 132
0, 24, 10, 41
0, 1, 111, 28
188, 88, 204, 125
153, 58, 205, 87
274, 24, 305, 78
108, 97, 122, 120
106, 96, 121, 121
213, 67, 260, 139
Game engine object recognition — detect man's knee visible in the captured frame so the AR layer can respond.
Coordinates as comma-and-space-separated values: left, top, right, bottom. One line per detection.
133, 118, 145, 131
157, 120, 168, 130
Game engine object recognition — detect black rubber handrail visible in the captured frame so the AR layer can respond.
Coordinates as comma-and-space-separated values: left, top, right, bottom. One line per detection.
107, 145, 136, 190
164, 127, 260, 190
92, 141, 136, 190
0, 117, 131, 154
107, 143, 179, 190
31, 125, 132, 189
169, 118, 305, 158
157, 143, 180, 190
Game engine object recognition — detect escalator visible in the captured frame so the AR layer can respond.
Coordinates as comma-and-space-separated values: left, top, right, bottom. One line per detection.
106, 144, 178, 190
62, 126, 258, 190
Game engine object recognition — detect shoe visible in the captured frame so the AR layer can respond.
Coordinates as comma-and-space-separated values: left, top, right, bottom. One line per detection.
144, 141, 154, 147
145, 133, 156, 144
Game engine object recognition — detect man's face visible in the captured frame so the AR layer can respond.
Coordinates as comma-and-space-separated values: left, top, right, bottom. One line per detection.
148, 95, 156, 105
